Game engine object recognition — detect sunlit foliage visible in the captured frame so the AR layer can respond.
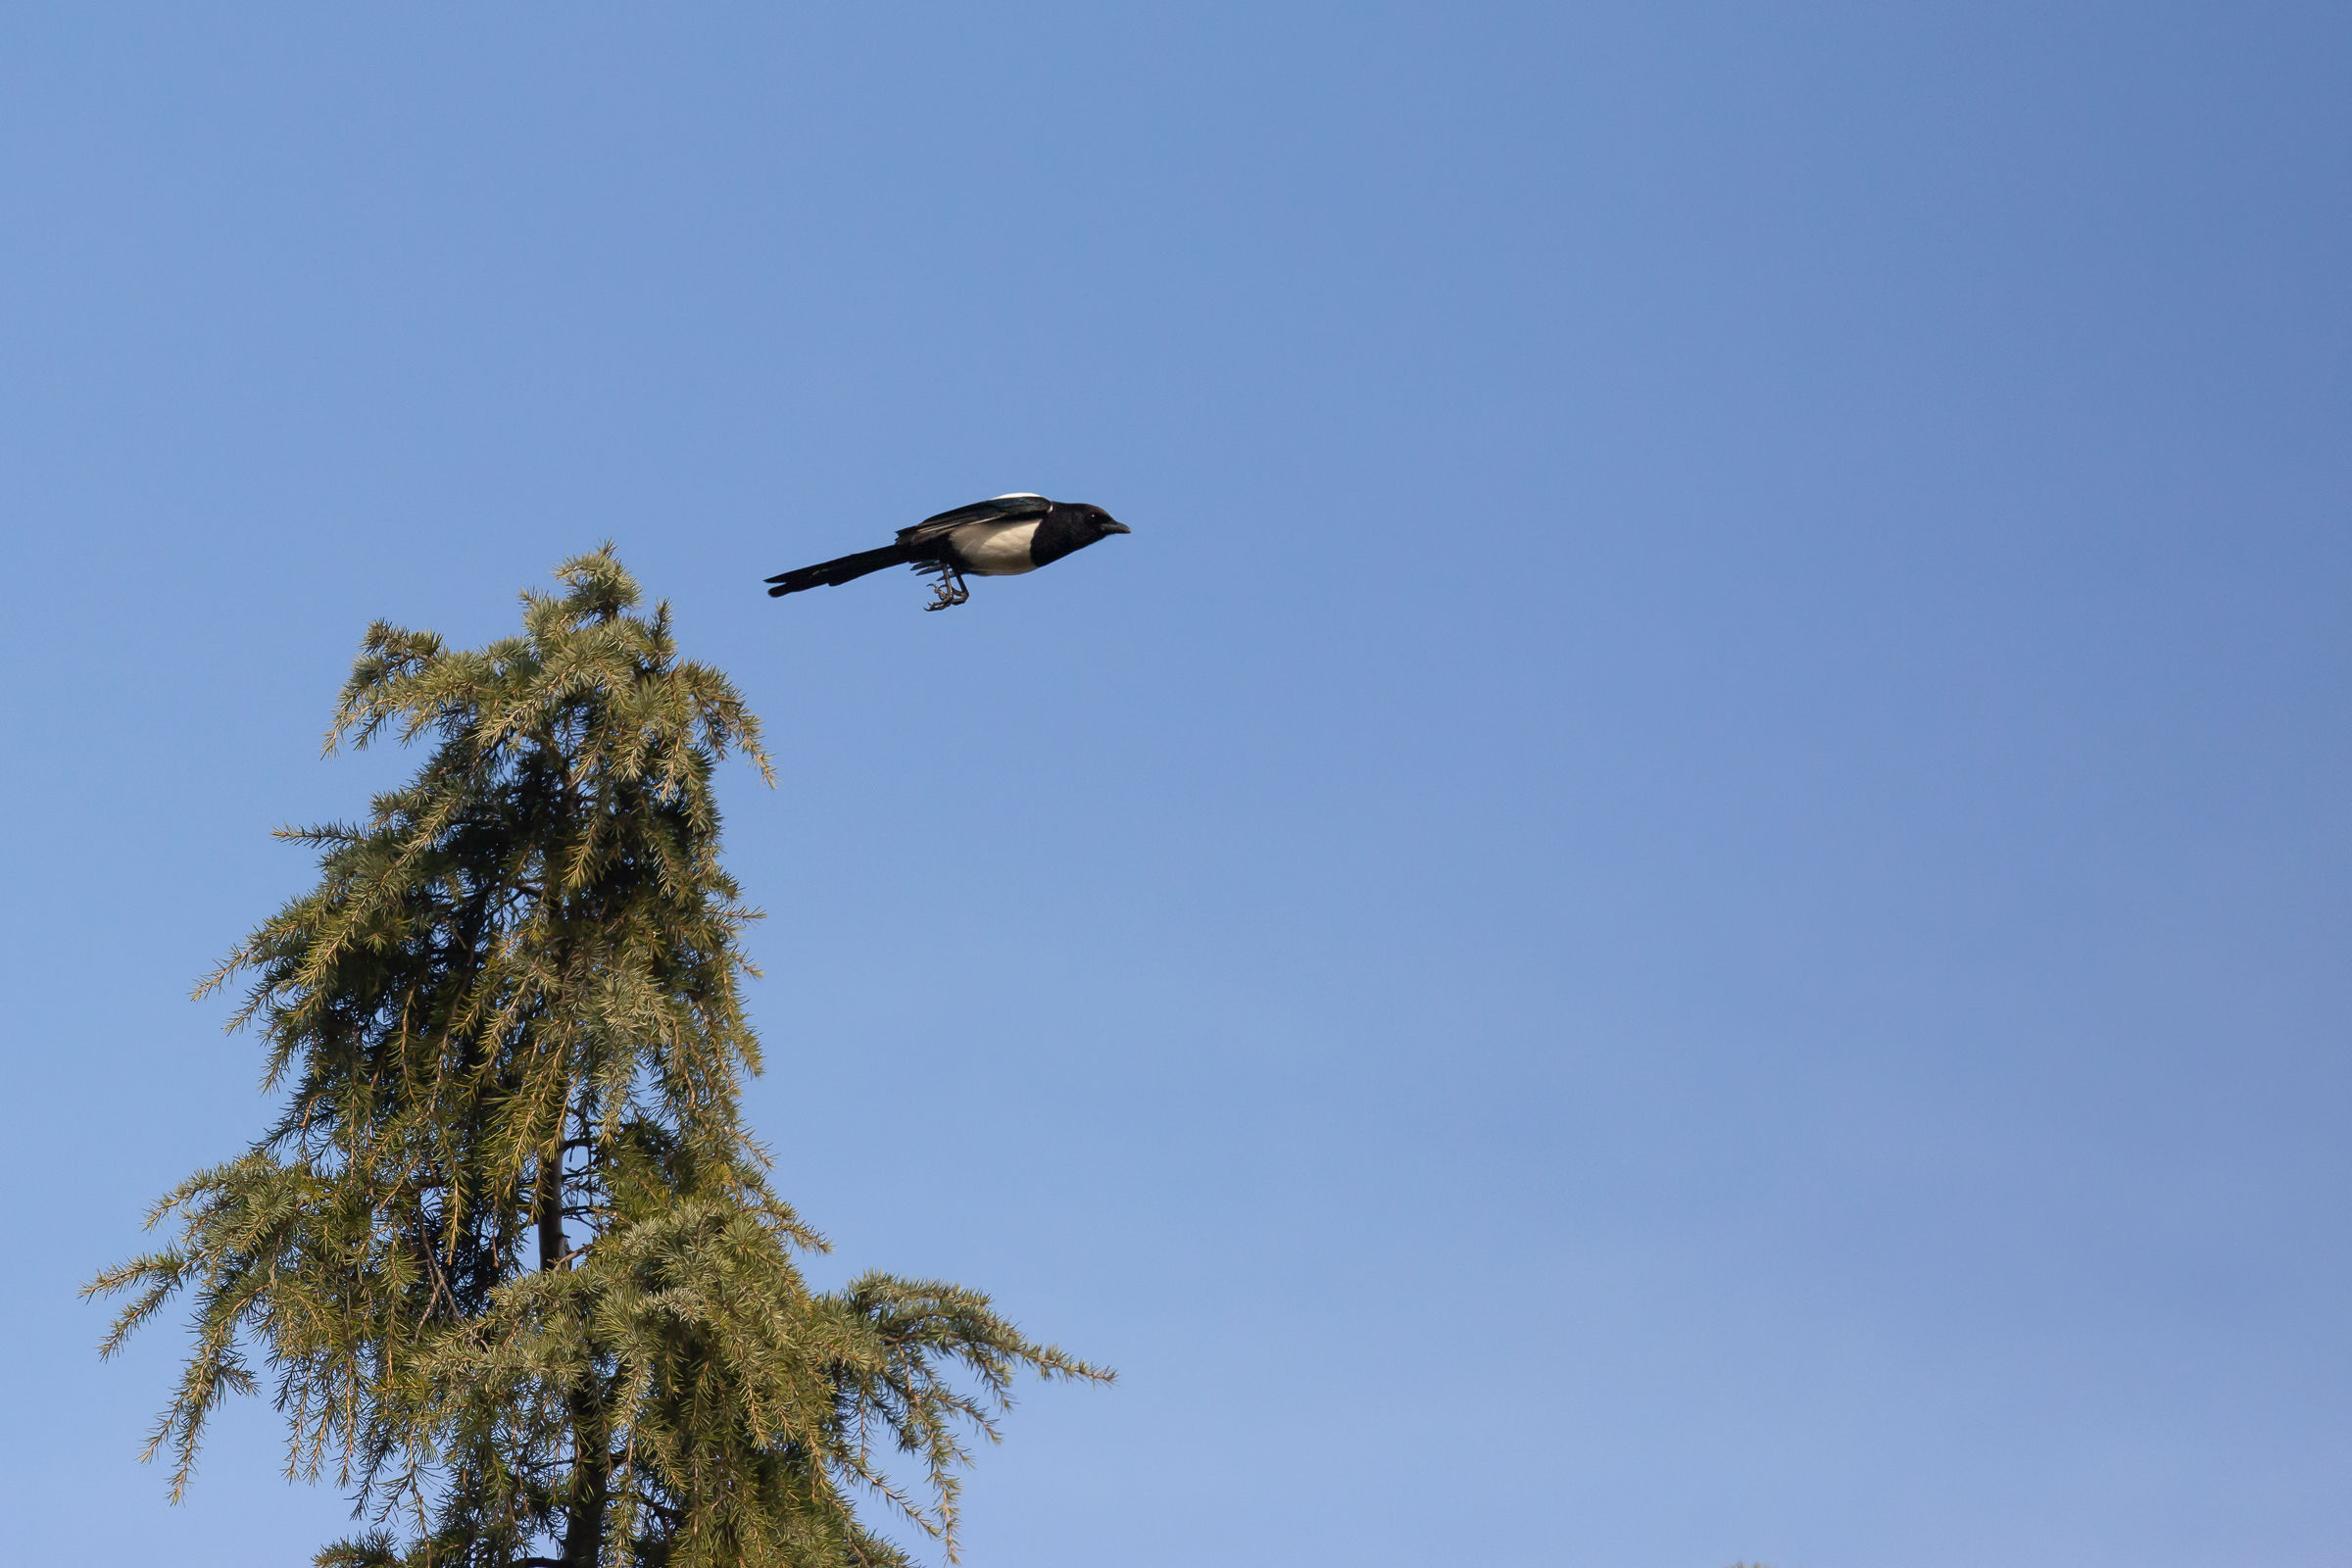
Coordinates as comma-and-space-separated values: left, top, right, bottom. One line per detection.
89, 548, 1107, 1567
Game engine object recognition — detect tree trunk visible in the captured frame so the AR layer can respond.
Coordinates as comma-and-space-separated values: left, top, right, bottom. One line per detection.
535, 1139, 608, 1565
536, 1148, 565, 1273
561, 1394, 612, 1568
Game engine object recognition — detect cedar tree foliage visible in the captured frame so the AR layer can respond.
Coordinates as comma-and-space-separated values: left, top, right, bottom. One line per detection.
87, 549, 1108, 1568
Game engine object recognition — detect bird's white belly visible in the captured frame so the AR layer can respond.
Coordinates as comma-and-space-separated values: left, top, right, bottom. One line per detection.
948, 520, 1041, 575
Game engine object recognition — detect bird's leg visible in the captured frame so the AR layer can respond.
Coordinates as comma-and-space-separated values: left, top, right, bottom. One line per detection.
924, 567, 970, 612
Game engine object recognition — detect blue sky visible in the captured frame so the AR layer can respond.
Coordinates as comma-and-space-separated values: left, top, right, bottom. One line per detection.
2, 6, 2346, 1565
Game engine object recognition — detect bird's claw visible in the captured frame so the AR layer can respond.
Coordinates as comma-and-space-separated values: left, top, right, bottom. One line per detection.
923, 571, 970, 612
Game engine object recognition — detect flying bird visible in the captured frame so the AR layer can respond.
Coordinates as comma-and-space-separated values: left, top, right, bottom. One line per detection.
764, 493, 1132, 612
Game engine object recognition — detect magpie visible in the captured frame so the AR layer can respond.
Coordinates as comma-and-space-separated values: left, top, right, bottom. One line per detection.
763, 493, 1132, 612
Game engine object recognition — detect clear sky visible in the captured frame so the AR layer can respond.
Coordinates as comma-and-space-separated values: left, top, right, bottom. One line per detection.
2, 6, 2346, 1566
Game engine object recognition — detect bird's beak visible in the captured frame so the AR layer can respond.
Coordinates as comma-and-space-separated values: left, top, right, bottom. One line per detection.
1102, 519, 1132, 534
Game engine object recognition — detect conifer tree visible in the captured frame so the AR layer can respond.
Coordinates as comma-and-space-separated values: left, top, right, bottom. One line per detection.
88, 548, 1107, 1568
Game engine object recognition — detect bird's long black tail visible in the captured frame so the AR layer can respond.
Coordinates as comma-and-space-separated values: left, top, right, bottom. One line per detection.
765, 542, 920, 598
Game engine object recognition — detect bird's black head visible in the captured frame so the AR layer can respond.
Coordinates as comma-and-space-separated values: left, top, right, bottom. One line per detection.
1068, 502, 1131, 538
1031, 501, 1131, 568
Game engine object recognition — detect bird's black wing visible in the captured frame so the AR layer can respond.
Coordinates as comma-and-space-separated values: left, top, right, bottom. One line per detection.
896, 493, 1052, 546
